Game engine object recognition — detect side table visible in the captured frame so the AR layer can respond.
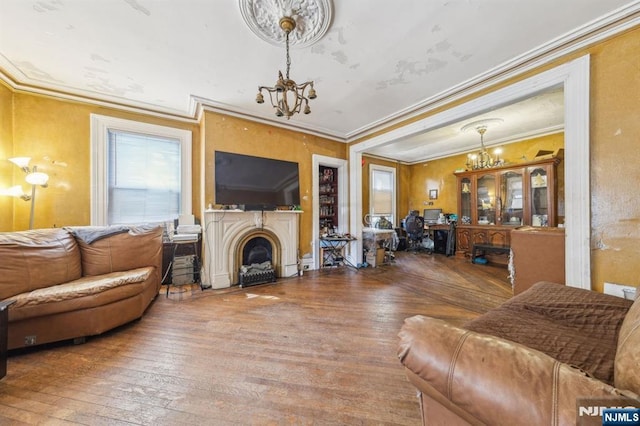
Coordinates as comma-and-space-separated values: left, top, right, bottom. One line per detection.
320, 237, 357, 268
165, 239, 202, 297
1, 300, 15, 380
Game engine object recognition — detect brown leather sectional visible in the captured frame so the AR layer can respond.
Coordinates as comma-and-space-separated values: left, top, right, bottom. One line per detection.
0, 226, 162, 350
398, 281, 640, 425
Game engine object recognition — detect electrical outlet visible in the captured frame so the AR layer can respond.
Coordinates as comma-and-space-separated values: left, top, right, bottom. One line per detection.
303, 264, 310, 270
24, 335, 36, 346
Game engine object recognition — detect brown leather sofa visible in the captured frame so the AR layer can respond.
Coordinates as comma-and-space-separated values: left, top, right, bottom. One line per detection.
398, 281, 640, 425
0, 226, 162, 350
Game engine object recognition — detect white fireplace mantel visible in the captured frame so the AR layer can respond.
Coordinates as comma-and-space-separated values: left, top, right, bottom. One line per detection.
202, 210, 301, 289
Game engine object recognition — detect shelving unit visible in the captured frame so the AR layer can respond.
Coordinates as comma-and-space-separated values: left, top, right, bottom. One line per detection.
162, 238, 202, 297
319, 166, 338, 232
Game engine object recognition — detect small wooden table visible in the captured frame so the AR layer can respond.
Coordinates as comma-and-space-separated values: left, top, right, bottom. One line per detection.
1, 300, 15, 380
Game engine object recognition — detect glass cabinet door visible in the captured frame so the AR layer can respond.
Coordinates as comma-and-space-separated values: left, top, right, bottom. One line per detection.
459, 177, 472, 224
500, 170, 523, 226
530, 167, 549, 226
476, 174, 496, 225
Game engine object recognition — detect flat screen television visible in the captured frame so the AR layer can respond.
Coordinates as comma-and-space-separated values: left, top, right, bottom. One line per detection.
214, 151, 300, 209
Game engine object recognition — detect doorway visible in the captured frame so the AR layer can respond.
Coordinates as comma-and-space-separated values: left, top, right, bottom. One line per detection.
312, 155, 348, 270
349, 56, 591, 290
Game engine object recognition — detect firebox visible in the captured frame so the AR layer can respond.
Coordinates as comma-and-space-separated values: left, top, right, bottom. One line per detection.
239, 236, 276, 287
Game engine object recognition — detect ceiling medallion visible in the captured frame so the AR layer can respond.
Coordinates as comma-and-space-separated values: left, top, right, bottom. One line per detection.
239, 0, 333, 48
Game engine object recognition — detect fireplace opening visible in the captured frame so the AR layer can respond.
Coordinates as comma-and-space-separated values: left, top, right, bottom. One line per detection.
239, 236, 276, 287
243, 237, 272, 264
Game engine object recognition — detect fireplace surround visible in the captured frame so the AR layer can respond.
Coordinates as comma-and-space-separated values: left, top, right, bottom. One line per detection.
202, 210, 301, 288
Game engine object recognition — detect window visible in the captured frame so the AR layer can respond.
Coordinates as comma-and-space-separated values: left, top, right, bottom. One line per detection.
369, 165, 396, 228
91, 114, 192, 225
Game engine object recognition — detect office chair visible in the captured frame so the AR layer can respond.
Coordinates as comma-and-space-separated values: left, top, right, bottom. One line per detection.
404, 213, 426, 252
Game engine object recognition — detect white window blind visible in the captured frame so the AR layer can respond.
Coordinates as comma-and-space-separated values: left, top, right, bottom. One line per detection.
107, 131, 182, 224
370, 166, 396, 227
91, 114, 192, 226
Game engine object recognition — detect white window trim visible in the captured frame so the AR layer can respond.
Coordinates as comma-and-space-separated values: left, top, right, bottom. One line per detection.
369, 164, 396, 226
90, 114, 192, 225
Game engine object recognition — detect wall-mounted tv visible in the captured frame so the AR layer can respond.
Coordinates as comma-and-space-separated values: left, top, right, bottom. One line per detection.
214, 151, 300, 209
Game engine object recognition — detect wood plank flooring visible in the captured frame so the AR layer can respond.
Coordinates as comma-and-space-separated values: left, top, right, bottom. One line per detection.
0, 252, 512, 425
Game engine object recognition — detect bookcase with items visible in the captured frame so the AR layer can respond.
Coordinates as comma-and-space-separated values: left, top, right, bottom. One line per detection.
454, 154, 562, 258
319, 166, 339, 232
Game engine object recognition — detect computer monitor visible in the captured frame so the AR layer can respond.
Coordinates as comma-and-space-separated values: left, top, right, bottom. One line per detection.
423, 208, 442, 225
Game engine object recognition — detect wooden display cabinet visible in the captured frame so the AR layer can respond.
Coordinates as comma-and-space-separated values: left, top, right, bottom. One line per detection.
454, 154, 562, 258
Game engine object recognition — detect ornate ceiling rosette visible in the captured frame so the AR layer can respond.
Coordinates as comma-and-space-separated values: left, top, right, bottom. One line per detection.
239, 0, 333, 47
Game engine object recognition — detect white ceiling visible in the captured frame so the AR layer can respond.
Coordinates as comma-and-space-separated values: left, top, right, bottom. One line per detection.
1, 0, 638, 162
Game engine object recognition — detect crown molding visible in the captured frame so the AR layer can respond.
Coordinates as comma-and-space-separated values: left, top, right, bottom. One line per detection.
363, 125, 564, 166
0, 2, 637, 140
0, 66, 200, 125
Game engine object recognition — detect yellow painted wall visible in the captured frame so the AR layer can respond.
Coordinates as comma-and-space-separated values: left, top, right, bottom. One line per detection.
408, 133, 565, 219
589, 28, 640, 292
2, 92, 200, 231
0, 82, 14, 231
202, 111, 347, 257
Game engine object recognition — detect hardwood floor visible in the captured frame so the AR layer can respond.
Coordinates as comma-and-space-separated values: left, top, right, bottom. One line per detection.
0, 252, 512, 425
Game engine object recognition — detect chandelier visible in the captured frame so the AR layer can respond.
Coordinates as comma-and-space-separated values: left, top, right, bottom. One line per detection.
462, 119, 504, 170
255, 16, 316, 119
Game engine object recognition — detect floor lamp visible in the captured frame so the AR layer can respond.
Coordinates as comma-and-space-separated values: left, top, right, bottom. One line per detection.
8, 157, 49, 230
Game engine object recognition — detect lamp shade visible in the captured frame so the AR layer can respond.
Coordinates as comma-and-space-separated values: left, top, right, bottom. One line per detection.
9, 157, 31, 168
25, 171, 49, 186
0, 185, 26, 197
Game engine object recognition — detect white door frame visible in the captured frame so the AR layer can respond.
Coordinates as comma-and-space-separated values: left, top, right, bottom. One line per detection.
349, 56, 591, 290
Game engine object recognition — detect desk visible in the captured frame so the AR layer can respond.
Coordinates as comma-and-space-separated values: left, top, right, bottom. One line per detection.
1, 300, 15, 379
362, 228, 396, 266
425, 224, 455, 255
320, 237, 355, 268
362, 228, 395, 251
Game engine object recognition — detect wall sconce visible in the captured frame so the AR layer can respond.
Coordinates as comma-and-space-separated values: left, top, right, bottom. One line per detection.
7, 157, 49, 229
